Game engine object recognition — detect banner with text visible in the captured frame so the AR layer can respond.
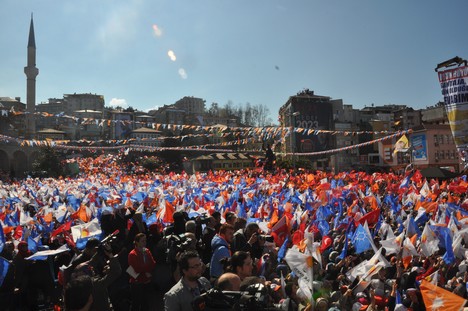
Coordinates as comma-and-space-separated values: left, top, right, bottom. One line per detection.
438, 65, 468, 162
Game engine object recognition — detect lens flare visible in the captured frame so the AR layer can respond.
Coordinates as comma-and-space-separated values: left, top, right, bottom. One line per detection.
168, 50, 177, 61
152, 24, 162, 37
178, 68, 188, 79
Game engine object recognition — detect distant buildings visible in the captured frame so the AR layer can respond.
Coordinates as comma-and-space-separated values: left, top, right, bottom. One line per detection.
278, 89, 462, 172
0, 18, 464, 174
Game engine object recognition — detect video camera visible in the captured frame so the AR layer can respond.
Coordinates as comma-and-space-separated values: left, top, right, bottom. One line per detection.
165, 233, 193, 263
98, 229, 120, 254
192, 283, 281, 311
256, 234, 274, 243
194, 215, 211, 225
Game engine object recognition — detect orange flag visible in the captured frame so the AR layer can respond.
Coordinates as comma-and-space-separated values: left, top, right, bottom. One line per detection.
74, 205, 90, 223
268, 210, 279, 229
420, 280, 466, 311
43, 212, 53, 223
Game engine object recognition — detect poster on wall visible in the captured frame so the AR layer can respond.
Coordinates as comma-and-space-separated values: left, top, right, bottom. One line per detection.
294, 101, 333, 152
437, 65, 468, 162
411, 134, 427, 161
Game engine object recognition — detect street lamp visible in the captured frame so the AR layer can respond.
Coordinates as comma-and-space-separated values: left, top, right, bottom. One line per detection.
290, 111, 300, 170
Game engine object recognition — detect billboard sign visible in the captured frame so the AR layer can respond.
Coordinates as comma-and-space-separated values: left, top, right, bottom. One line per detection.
411, 134, 427, 161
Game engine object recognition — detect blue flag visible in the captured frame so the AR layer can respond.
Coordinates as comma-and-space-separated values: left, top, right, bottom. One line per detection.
0, 257, 10, 287
28, 236, 39, 254
441, 228, 455, 264
352, 224, 372, 254
0, 223, 5, 254
277, 237, 289, 263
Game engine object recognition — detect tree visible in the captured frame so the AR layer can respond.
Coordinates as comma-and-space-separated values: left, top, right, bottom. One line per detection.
208, 102, 219, 116
159, 137, 183, 172
32, 146, 65, 177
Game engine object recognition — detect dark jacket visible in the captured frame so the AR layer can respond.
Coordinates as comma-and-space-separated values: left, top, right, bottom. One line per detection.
90, 255, 122, 311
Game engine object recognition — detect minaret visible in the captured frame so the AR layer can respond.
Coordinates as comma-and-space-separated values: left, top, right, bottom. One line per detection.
24, 14, 38, 138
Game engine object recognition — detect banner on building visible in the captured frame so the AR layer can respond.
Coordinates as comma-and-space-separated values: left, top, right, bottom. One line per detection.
437, 64, 468, 162
411, 134, 427, 161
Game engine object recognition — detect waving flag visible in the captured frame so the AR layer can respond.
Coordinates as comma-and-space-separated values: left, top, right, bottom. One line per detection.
394, 135, 409, 154
402, 237, 419, 268
420, 279, 466, 311
441, 227, 456, 265
284, 246, 313, 291
0, 256, 10, 287
271, 215, 290, 247
420, 223, 439, 257
357, 209, 380, 227
352, 224, 372, 254
0, 223, 5, 253
277, 237, 290, 263
424, 270, 439, 285
379, 231, 404, 255
51, 220, 72, 238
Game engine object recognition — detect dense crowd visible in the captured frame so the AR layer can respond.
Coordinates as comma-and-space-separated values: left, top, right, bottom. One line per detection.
1, 154, 468, 311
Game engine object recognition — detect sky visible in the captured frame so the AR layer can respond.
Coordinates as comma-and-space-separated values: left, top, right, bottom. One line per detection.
1, 0, 467, 123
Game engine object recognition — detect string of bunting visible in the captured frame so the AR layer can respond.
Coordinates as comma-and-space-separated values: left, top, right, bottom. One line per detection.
7, 110, 401, 137
4, 129, 412, 155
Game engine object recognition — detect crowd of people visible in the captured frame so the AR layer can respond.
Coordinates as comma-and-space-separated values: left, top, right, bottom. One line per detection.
1, 153, 468, 311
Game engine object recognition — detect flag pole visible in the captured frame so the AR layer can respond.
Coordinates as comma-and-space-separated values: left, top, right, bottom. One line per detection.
307, 232, 314, 306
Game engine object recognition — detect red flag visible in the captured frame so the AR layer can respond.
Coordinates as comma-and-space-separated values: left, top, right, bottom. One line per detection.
270, 215, 290, 246
13, 226, 23, 240
357, 209, 380, 226
420, 279, 466, 311
51, 220, 72, 238
292, 223, 306, 246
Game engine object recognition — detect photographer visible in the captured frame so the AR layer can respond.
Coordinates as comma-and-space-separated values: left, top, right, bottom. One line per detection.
232, 222, 264, 260
69, 239, 122, 311
69, 238, 100, 272
201, 216, 217, 264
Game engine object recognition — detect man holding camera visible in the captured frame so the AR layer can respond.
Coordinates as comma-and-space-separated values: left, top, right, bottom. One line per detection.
232, 222, 264, 260
68, 239, 122, 311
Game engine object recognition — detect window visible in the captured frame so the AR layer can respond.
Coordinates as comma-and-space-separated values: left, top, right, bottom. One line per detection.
434, 135, 438, 145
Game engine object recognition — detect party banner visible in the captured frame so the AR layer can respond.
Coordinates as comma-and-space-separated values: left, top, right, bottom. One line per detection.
411, 134, 427, 161
437, 65, 468, 161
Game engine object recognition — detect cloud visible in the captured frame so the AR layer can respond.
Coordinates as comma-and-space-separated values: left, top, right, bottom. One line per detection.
144, 105, 160, 113
178, 68, 188, 79
109, 98, 128, 108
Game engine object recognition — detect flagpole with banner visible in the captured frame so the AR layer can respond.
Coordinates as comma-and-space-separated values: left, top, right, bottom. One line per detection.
307, 232, 314, 306
435, 56, 468, 169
